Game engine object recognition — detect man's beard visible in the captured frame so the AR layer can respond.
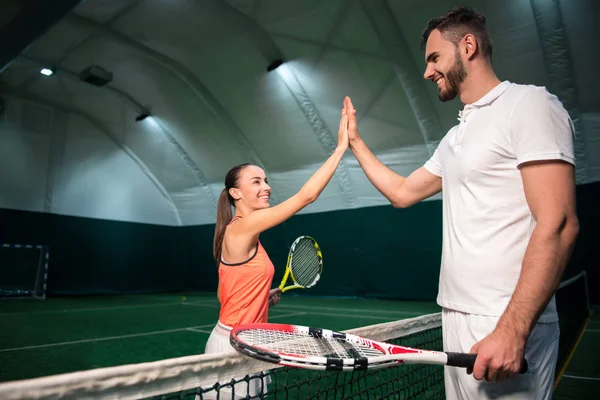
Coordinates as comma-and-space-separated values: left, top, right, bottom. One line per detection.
438, 51, 467, 102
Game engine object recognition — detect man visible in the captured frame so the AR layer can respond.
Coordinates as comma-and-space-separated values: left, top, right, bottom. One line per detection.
343, 6, 579, 399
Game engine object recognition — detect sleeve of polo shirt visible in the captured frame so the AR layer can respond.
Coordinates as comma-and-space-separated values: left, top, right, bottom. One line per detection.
509, 86, 576, 167
423, 146, 443, 177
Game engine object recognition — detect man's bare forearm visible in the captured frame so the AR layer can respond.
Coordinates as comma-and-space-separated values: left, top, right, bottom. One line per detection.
496, 219, 579, 340
350, 138, 406, 205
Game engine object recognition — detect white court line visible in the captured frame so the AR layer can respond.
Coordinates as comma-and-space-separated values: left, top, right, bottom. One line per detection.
179, 298, 219, 303
183, 312, 307, 336
184, 300, 425, 316
186, 328, 212, 334
0, 311, 309, 353
275, 310, 404, 321
585, 329, 600, 333
1, 301, 185, 316
269, 312, 308, 319
0, 323, 217, 353
182, 301, 416, 319
274, 303, 424, 316
183, 301, 422, 320
181, 302, 219, 309
562, 374, 600, 381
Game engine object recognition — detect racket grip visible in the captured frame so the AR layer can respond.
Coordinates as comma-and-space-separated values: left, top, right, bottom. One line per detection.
520, 359, 529, 374
446, 353, 529, 374
446, 352, 477, 369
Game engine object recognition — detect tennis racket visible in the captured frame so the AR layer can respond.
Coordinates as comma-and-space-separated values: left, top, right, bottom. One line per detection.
230, 323, 529, 373
277, 236, 322, 293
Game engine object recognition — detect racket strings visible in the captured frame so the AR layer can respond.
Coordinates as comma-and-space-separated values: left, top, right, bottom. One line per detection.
237, 328, 385, 358
290, 240, 321, 287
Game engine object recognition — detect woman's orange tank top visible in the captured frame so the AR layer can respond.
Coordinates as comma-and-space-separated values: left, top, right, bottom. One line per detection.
218, 217, 275, 327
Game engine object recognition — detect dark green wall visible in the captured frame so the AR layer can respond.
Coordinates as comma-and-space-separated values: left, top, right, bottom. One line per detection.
0, 211, 184, 294
0, 181, 597, 303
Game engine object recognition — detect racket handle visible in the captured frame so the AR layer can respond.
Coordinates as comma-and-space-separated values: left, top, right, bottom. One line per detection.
446, 352, 529, 374
520, 359, 529, 374
446, 352, 477, 369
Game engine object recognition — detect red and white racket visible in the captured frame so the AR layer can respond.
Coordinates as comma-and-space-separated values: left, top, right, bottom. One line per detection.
230, 323, 528, 373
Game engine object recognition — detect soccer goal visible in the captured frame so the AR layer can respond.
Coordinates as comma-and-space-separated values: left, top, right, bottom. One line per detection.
0, 244, 49, 299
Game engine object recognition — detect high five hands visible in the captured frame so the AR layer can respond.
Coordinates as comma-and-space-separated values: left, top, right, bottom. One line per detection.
337, 104, 349, 151
342, 96, 361, 145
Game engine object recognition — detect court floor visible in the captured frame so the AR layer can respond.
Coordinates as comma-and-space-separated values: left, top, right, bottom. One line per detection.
553, 310, 600, 399
0, 293, 441, 383
0, 293, 596, 398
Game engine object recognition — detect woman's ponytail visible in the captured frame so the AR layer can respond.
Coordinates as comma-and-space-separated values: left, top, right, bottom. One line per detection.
213, 188, 233, 263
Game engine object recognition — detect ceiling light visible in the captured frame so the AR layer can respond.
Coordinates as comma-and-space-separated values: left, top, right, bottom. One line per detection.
266, 59, 284, 72
135, 112, 150, 122
40, 68, 54, 76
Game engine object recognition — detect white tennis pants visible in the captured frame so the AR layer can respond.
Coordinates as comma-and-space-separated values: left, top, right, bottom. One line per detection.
201, 321, 271, 399
442, 309, 559, 400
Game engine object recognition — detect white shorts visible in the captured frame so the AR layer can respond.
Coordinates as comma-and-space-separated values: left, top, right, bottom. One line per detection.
202, 321, 272, 399
442, 308, 559, 400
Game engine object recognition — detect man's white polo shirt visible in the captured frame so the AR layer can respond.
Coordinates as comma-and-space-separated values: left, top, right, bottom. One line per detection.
424, 81, 575, 323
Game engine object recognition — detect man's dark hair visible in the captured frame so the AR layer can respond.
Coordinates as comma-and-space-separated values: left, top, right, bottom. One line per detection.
421, 7, 493, 61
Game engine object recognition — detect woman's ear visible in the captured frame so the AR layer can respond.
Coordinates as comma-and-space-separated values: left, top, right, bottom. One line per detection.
229, 188, 240, 200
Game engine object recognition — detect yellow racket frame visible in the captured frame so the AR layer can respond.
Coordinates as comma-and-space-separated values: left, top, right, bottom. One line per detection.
278, 236, 323, 293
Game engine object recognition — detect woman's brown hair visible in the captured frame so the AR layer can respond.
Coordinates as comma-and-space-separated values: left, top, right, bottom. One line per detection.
213, 163, 251, 263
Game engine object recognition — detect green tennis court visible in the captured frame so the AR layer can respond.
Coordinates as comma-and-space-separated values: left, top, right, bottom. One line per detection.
553, 311, 600, 400
0, 293, 442, 383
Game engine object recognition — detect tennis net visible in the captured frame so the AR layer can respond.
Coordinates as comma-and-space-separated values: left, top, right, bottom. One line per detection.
0, 313, 445, 400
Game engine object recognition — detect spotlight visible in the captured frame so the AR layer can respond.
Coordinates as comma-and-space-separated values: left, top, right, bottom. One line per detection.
266, 58, 284, 72
135, 112, 150, 122
40, 68, 54, 76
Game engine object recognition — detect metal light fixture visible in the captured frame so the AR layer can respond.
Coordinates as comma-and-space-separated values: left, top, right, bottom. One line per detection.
266, 59, 284, 72
135, 112, 150, 122
135, 106, 152, 122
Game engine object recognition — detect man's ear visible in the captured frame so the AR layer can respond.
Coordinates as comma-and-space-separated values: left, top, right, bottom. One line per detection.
463, 34, 478, 60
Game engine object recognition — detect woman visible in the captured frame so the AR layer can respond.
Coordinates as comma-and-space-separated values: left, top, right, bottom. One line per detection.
203, 107, 349, 398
